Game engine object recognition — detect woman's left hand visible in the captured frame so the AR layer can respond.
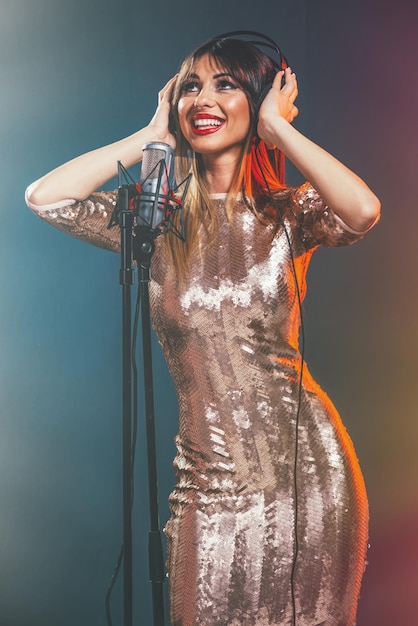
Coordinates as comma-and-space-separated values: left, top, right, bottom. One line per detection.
257, 67, 299, 147
255, 67, 380, 231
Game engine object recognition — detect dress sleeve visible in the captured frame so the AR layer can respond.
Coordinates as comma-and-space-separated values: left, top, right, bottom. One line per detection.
290, 182, 379, 249
25, 189, 121, 253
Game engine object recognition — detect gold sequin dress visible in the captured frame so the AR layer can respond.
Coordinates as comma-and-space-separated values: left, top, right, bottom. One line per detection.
26, 184, 372, 626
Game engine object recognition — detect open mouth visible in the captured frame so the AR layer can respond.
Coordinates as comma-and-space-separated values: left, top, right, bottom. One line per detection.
191, 114, 225, 134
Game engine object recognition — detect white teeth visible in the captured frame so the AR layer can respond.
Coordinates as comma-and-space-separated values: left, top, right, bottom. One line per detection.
193, 118, 223, 128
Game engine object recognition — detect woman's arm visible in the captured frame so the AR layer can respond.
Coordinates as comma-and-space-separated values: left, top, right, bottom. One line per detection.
26, 76, 178, 207
257, 68, 381, 232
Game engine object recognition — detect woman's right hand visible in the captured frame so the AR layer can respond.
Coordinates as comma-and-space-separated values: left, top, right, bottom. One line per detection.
147, 74, 178, 149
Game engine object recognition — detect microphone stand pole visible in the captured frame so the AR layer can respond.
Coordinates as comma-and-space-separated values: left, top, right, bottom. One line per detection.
118, 184, 166, 626
118, 185, 135, 626
134, 232, 166, 626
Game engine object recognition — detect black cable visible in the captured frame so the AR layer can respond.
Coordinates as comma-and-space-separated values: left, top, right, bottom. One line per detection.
253, 143, 306, 626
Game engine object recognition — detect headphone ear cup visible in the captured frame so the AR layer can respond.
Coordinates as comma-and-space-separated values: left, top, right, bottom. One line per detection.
256, 83, 273, 115
256, 71, 287, 116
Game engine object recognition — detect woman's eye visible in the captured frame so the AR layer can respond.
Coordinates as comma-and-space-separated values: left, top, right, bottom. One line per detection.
181, 81, 200, 93
217, 79, 237, 90
180, 78, 238, 94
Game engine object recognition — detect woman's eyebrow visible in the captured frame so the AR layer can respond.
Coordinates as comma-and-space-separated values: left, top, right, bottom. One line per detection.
186, 71, 233, 80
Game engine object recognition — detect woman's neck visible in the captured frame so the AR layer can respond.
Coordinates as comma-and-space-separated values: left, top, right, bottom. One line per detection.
201, 151, 242, 194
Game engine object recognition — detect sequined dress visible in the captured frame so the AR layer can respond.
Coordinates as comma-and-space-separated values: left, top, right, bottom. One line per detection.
27, 184, 372, 626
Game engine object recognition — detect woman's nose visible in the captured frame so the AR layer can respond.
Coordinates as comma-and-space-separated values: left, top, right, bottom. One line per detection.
193, 86, 214, 108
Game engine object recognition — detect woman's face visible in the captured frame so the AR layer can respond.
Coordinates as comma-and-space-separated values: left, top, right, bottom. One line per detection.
177, 55, 251, 164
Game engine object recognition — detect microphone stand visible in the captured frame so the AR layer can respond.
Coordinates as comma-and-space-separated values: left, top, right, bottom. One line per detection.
114, 152, 189, 626
117, 185, 165, 626
118, 184, 135, 626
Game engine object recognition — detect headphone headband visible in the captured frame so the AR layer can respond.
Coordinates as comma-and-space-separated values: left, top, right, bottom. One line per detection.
209, 30, 288, 71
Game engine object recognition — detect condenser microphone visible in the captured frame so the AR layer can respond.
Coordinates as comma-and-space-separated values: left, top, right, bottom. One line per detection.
135, 141, 175, 233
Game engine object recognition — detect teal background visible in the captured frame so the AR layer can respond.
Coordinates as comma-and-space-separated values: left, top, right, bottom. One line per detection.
1, 0, 417, 624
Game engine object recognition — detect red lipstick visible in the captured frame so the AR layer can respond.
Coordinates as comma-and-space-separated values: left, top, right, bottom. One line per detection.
191, 113, 225, 135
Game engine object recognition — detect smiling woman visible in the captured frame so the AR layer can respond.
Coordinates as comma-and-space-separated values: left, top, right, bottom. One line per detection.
25, 31, 380, 626
176, 56, 251, 168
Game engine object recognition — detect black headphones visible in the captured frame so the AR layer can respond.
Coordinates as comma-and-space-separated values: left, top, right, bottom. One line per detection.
169, 30, 289, 132
210, 30, 288, 68
209, 30, 289, 109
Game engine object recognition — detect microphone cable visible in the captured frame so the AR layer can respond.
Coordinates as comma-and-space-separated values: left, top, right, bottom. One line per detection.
253, 141, 306, 626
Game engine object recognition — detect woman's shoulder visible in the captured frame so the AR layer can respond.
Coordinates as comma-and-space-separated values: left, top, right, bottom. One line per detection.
259, 182, 378, 249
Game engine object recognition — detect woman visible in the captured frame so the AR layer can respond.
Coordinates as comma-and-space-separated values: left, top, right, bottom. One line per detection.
26, 34, 380, 626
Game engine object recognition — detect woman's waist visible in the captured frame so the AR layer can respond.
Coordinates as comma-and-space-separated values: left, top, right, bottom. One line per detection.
165, 341, 305, 391
169, 456, 295, 507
